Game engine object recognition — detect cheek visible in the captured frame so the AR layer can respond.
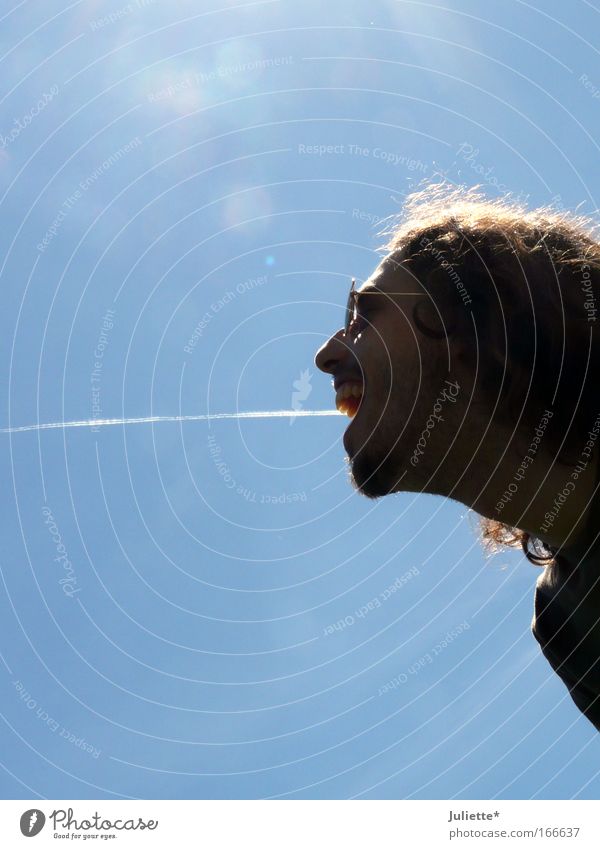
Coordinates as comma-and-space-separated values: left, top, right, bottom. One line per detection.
387, 336, 421, 386
357, 317, 423, 402
361, 320, 401, 367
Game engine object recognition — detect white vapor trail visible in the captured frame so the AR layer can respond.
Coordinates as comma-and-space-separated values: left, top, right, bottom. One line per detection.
0, 410, 341, 434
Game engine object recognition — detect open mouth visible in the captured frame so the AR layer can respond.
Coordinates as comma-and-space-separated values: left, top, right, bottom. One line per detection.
335, 380, 364, 418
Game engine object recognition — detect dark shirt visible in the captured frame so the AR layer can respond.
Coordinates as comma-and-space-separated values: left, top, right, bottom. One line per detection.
531, 515, 600, 730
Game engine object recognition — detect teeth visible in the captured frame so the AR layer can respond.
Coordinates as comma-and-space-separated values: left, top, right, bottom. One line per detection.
335, 381, 363, 417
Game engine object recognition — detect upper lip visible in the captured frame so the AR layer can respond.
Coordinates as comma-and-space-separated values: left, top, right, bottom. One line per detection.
333, 373, 363, 392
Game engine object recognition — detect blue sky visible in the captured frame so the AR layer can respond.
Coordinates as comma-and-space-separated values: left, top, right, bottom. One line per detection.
1, 0, 600, 800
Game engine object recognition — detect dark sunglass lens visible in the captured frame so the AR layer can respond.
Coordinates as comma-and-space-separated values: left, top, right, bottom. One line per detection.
345, 278, 356, 333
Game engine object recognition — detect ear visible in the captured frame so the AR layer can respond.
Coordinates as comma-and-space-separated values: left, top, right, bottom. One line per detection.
412, 296, 457, 340
411, 263, 463, 340
413, 298, 446, 338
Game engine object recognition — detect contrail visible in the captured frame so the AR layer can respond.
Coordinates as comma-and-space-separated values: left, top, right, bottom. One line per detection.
0, 409, 341, 434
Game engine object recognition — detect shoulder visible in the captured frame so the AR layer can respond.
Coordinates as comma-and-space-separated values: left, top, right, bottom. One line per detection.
531, 550, 600, 730
531, 548, 594, 648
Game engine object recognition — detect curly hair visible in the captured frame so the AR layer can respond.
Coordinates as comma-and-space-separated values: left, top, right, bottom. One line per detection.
380, 181, 600, 565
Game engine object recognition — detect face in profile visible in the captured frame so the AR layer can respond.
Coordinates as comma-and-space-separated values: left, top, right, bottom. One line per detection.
314, 254, 461, 498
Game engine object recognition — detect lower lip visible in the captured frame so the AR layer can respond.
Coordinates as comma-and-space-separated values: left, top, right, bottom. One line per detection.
343, 428, 353, 455
342, 396, 363, 454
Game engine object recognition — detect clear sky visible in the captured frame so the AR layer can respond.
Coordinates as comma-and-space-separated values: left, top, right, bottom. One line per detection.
1, 0, 600, 800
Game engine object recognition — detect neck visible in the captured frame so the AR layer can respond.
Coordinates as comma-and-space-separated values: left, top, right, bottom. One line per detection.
441, 427, 599, 551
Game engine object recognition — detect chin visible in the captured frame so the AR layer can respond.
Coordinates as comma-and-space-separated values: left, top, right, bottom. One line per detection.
347, 452, 399, 499
345, 412, 404, 498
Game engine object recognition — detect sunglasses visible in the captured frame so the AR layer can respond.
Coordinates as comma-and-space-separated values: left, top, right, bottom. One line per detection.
344, 278, 360, 336
345, 277, 404, 337
344, 277, 451, 339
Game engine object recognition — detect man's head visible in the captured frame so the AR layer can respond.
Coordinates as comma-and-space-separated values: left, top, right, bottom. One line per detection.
315, 253, 465, 499
314, 182, 600, 556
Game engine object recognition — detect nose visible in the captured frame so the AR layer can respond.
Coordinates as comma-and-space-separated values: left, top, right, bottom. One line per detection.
315, 329, 355, 375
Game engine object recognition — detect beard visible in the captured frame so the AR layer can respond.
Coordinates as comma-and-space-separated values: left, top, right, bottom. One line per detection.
345, 371, 445, 499
346, 429, 406, 498
343, 342, 447, 499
